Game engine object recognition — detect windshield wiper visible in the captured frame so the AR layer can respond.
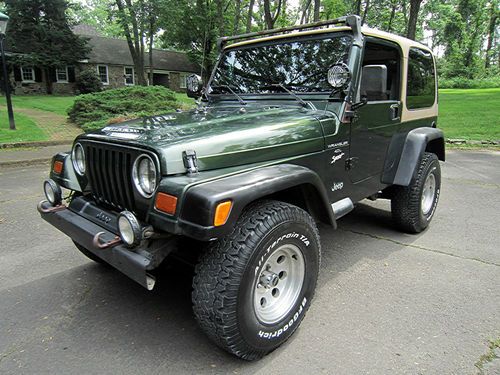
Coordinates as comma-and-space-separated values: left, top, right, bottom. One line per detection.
209, 84, 247, 106
260, 83, 313, 109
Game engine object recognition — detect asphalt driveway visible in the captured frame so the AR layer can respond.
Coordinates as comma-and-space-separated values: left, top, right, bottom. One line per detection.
0, 149, 498, 374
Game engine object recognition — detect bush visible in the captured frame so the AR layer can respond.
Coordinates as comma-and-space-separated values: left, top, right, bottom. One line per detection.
439, 76, 500, 89
68, 86, 181, 132
75, 69, 103, 94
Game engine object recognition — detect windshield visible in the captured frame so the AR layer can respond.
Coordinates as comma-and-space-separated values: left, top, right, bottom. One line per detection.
210, 34, 352, 95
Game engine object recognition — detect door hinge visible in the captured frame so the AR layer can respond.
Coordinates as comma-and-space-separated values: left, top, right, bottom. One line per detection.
345, 157, 359, 170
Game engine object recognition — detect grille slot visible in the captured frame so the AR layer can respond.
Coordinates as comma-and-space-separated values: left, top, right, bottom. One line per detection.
85, 143, 136, 211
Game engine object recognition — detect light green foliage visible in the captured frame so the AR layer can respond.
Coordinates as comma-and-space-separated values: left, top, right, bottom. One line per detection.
67, 86, 181, 131
438, 88, 500, 140
0, 110, 48, 144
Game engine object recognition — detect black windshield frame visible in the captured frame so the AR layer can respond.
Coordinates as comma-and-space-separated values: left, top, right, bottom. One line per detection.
207, 32, 354, 98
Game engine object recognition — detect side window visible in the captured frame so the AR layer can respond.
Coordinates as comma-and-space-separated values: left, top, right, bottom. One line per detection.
361, 40, 401, 101
406, 48, 436, 109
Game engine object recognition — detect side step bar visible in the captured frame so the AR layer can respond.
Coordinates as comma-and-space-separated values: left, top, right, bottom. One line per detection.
331, 198, 354, 220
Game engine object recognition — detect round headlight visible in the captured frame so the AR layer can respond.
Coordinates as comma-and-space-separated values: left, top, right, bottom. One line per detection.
72, 143, 86, 175
117, 211, 142, 247
132, 154, 157, 198
43, 179, 62, 206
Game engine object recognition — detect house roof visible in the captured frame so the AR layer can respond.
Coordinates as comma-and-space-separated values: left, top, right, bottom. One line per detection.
84, 35, 200, 73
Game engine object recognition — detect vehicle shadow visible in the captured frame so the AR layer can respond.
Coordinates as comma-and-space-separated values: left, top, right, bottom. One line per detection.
1, 201, 425, 374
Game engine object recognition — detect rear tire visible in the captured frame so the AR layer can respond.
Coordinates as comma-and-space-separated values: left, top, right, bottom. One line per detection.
73, 241, 108, 266
192, 200, 320, 360
391, 152, 441, 233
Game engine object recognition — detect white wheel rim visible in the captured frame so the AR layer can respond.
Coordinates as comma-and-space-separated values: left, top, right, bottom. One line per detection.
253, 244, 305, 324
421, 173, 436, 215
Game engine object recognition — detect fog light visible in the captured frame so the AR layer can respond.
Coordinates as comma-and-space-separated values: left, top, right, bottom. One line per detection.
43, 179, 62, 206
117, 211, 142, 247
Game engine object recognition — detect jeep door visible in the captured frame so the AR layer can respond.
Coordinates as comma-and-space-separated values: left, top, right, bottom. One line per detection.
348, 39, 402, 186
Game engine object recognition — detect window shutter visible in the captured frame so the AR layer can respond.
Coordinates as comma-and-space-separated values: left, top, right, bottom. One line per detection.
68, 66, 76, 82
35, 67, 43, 82
13, 66, 22, 81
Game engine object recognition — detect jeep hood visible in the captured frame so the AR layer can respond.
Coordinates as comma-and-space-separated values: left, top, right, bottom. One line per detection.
84, 105, 326, 174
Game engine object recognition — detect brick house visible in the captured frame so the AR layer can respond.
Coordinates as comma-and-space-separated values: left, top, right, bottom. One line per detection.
6, 26, 199, 95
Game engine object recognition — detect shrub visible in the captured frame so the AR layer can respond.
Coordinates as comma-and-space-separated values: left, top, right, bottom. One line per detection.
439, 76, 500, 89
68, 85, 181, 132
75, 69, 103, 94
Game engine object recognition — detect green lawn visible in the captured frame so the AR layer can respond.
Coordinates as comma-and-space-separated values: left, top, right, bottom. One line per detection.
438, 88, 500, 141
6, 95, 76, 116
0, 109, 48, 143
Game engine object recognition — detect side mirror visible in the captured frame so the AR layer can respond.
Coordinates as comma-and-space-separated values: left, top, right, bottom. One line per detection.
186, 74, 203, 98
360, 65, 387, 101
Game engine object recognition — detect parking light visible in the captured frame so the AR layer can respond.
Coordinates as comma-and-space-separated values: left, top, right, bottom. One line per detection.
214, 201, 233, 227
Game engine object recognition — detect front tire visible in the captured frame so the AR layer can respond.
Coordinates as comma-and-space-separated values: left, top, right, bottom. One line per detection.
391, 152, 441, 233
192, 200, 321, 360
73, 240, 108, 265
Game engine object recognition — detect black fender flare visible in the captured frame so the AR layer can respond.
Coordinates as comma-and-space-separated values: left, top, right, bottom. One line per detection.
382, 127, 445, 187
178, 164, 335, 239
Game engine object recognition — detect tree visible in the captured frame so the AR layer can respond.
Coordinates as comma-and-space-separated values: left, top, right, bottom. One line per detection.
263, 0, 284, 29
406, 0, 423, 40
114, 0, 147, 85
4, 0, 90, 94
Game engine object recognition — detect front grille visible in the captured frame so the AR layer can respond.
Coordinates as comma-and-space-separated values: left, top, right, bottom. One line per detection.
85, 143, 136, 212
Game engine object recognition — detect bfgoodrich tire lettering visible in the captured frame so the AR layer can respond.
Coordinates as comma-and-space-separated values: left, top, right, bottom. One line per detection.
192, 200, 320, 360
391, 152, 441, 233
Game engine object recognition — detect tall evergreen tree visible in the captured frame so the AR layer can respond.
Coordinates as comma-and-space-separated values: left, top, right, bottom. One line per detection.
5, 0, 90, 94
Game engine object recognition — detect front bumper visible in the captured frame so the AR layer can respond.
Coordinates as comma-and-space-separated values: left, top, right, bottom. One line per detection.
38, 201, 170, 290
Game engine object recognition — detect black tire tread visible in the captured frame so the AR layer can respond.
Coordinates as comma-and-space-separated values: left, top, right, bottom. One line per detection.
192, 200, 320, 360
391, 152, 439, 233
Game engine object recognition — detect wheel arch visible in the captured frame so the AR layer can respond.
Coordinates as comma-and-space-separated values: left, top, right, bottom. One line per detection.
382, 127, 445, 187
179, 164, 335, 240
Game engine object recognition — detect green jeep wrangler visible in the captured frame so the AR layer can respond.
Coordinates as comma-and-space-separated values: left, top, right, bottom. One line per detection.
38, 15, 444, 360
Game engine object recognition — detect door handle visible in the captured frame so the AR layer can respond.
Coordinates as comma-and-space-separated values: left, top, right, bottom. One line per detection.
390, 103, 400, 121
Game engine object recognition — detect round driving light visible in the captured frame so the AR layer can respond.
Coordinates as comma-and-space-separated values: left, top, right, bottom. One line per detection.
43, 179, 62, 206
328, 63, 350, 88
132, 154, 157, 198
72, 143, 86, 175
117, 211, 142, 247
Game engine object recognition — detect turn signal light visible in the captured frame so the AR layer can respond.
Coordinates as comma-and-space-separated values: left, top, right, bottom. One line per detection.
214, 201, 232, 227
155, 192, 177, 215
53, 160, 63, 174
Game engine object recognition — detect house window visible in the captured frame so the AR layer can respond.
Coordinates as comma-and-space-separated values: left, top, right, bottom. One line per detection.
124, 67, 134, 85
56, 67, 68, 83
21, 67, 35, 82
180, 73, 187, 89
97, 65, 109, 85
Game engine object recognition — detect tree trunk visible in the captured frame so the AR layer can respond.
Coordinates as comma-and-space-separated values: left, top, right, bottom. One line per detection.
406, 0, 422, 40
313, 0, 320, 22
301, 0, 312, 24
149, 17, 154, 86
387, 1, 396, 32
43, 68, 53, 95
246, 0, 255, 33
485, 4, 498, 69
263, 0, 283, 29
234, 0, 242, 34
361, 0, 370, 25
116, 0, 147, 85
355, 0, 362, 15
